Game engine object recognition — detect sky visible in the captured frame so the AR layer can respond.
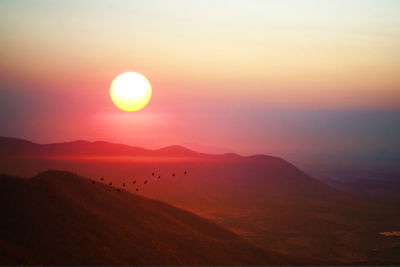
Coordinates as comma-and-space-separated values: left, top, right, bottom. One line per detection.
0, 0, 399, 167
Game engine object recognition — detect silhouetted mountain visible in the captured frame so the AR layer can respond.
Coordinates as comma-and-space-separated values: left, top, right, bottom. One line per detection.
1, 136, 399, 265
154, 145, 201, 156
0, 170, 293, 265
0, 137, 152, 157
0, 136, 334, 194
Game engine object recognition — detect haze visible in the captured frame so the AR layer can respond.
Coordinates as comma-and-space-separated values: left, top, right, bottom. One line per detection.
1, 0, 399, 166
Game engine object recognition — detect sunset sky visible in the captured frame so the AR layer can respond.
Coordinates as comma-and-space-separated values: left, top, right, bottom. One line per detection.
1, 0, 399, 165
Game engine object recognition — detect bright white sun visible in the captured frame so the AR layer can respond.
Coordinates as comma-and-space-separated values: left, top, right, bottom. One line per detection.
110, 72, 152, 111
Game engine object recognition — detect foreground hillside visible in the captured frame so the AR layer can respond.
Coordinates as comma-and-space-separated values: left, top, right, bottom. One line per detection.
0, 170, 293, 265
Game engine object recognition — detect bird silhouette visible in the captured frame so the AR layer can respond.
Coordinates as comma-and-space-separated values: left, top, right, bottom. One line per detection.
158, 175, 161, 179
144, 180, 148, 184
123, 183, 126, 187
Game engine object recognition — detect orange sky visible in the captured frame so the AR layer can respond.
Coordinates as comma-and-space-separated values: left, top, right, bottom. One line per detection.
0, 0, 399, 164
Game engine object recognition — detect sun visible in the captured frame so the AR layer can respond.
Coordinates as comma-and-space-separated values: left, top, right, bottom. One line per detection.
110, 72, 152, 111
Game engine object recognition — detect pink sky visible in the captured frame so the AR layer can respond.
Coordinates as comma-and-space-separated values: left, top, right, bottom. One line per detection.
1, 0, 399, 164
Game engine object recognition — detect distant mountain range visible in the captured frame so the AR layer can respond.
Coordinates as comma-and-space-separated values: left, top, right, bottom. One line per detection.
0, 136, 335, 196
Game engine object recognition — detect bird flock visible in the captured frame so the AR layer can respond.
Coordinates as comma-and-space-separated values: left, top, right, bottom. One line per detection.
92, 170, 188, 193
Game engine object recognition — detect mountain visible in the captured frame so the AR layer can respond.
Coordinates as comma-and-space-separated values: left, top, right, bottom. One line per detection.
0, 137, 152, 157
154, 145, 202, 156
1, 136, 400, 265
0, 170, 293, 265
0, 136, 334, 196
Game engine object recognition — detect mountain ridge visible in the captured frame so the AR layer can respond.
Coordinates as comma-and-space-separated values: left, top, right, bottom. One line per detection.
4, 136, 391, 264
0, 169, 296, 265
0, 136, 280, 159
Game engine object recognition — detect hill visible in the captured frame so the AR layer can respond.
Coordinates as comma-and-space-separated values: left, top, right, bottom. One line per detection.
1, 136, 399, 264
0, 136, 335, 197
0, 170, 293, 265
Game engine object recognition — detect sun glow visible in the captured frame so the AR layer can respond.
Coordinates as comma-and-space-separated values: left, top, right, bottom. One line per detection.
110, 72, 152, 111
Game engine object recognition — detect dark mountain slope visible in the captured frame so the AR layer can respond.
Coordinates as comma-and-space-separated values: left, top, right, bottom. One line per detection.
0, 170, 293, 266
2, 137, 400, 264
